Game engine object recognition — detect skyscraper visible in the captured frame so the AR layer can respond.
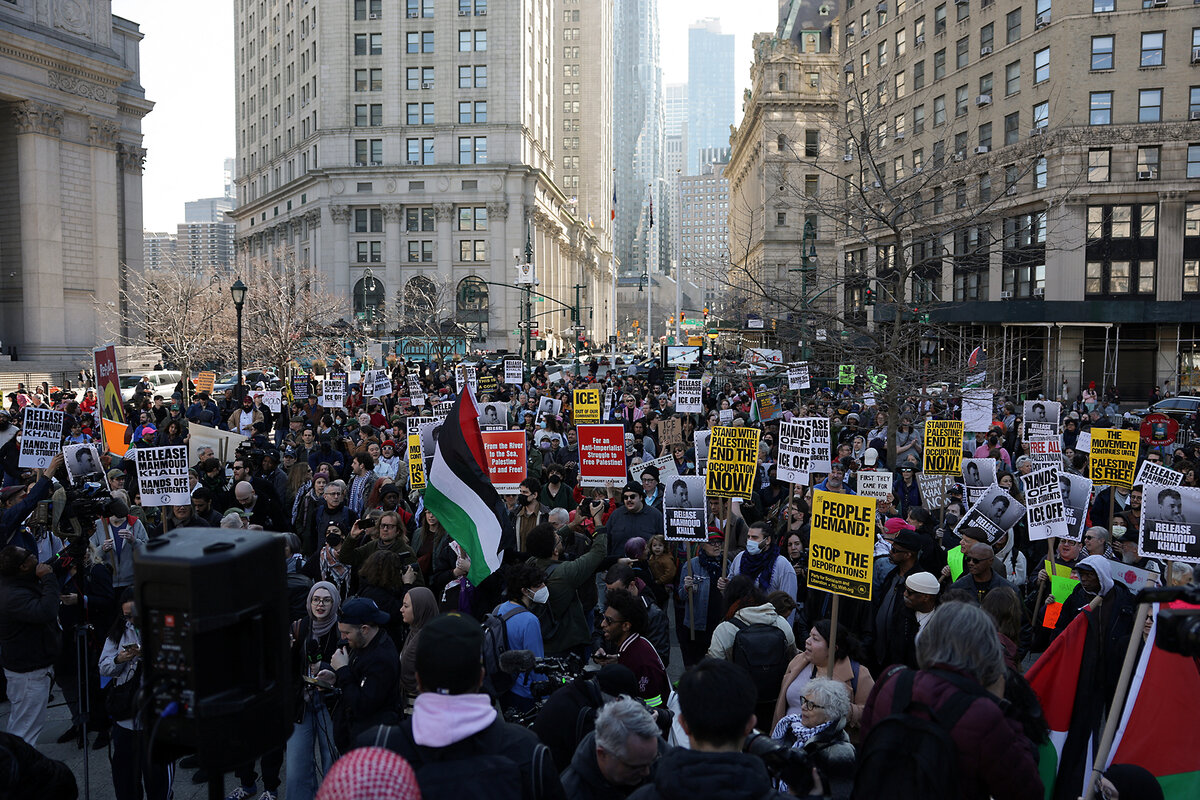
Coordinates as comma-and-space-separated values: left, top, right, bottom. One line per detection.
686, 19, 734, 174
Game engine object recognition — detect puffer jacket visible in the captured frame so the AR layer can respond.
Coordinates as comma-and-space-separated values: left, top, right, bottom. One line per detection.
627, 747, 790, 800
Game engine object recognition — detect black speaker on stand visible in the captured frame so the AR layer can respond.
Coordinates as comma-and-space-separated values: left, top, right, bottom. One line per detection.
133, 530, 291, 796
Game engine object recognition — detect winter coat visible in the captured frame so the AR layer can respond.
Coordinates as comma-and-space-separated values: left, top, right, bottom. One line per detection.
561, 731, 668, 800
0, 571, 62, 672
627, 747, 791, 800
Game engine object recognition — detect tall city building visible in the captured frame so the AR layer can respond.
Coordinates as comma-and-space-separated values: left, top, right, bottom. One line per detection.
686, 18, 734, 174
613, 0, 667, 285
0, 0, 152, 361
179, 197, 236, 274
665, 82, 687, 138
224, 156, 237, 202
678, 161, 730, 316
833, 0, 1200, 397
230, 0, 615, 356
143, 232, 178, 272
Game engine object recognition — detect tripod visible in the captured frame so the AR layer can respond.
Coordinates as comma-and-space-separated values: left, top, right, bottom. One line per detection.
74, 622, 94, 800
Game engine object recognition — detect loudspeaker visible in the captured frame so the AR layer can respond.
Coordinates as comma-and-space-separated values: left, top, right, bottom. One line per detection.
133, 530, 291, 769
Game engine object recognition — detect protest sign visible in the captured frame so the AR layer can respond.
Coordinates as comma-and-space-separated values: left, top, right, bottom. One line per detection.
547, 371, 563, 384
918, 473, 956, 508
321, 379, 345, 410
961, 458, 996, 508
718, 409, 733, 425
477, 371, 498, 397
195, 371, 216, 395
803, 417, 832, 474
675, 379, 703, 413
536, 396, 562, 422
251, 390, 282, 413
64, 443, 103, 482
290, 375, 310, 400
863, 392, 876, 407
330, 372, 349, 397
777, 420, 811, 485
434, 400, 454, 420
407, 432, 426, 491
659, 417, 683, 448
478, 402, 508, 431
787, 362, 811, 390
866, 367, 887, 392
362, 369, 381, 397
694, 430, 710, 475
362, 369, 391, 398
93, 344, 128, 456
19, 406, 63, 468
1028, 436, 1061, 470
136, 445, 191, 507
1089, 428, 1140, 489
756, 389, 781, 421
407, 374, 426, 405
578, 424, 627, 487
922, 420, 965, 475
838, 365, 855, 385
1133, 460, 1183, 489
1075, 431, 1091, 453
1024, 465, 1068, 542
1023, 400, 1061, 440
631, 454, 678, 484
1110, 561, 1162, 592
856, 471, 894, 501
954, 483, 1026, 545
349, 370, 362, 388
961, 390, 994, 432
603, 388, 614, 421
480, 431, 527, 493
807, 490, 875, 600
705, 426, 761, 500
1059, 473, 1092, 541
1139, 484, 1200, 563
663, 475, 707, 542
574, 387, 602, 424
189, 425, 247, 465
1044, 560, 1080, 605
504, 359, 523, 386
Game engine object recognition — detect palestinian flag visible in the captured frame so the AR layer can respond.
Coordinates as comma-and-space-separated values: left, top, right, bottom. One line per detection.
424, 387, 513, 585
1107, 602, 1200, 798
1027, 610, 1105, 800
748, 378, 762, 424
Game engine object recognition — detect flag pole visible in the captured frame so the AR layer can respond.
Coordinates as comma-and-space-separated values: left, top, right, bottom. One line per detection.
1083, 602, 1153, 800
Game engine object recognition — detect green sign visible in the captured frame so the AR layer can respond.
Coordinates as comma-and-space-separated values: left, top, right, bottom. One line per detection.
838, 365, 856, 385
867, 367, 888, 391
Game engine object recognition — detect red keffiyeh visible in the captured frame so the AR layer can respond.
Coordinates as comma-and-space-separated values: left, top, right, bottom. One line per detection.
315, 747, 421, 800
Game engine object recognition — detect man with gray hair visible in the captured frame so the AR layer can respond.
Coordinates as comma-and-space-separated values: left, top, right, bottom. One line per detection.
1082, 526, 1115, 559
547, 506, 571, 531
562, 696, 666, 799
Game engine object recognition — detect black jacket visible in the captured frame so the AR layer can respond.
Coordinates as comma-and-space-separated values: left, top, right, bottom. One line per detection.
329, 628, 401, 748
532, 673, 609, 771
627, 748, 791, 800
561, 731, 667, 800
0, 571, 62, 672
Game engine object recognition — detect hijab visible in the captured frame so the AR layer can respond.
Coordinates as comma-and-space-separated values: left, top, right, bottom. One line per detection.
307, 580, 342, 638
399, 587, 438, 690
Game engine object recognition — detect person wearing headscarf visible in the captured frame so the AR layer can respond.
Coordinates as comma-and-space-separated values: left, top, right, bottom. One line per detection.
286, 581, 342, 800
314, 747, 421, 800
398, 587, 437, 702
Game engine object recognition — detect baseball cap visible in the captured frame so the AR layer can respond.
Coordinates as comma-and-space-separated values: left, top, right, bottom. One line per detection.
141, 425, 156, 436
891, 529, 925, 553
106, 468, 125, 481
884, 517, 914, 536
863, 448, 879, 467
905, 572, 941, 595
339, 597, 391, 627
415, 612, 483, 694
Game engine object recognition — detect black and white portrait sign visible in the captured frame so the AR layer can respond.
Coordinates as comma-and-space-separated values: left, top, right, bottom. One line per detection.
1023, 400, 1061, 440
1139, 484, 1200, 563
961, 458, 997, 508
954, 482, 1026, 545
663, 475, 708, 542
64, 443, 103, 482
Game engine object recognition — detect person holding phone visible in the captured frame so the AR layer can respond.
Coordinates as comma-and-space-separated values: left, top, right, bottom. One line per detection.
88, 497, 148, 591
340, 510, 423, 586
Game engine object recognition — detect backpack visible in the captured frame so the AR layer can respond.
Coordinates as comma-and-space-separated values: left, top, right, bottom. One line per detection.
849, 667, 976, 800
482, 605, 532, 696
730, 617, 789, 703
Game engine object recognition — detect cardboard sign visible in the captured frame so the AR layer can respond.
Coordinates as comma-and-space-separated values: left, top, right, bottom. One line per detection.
705, 426, 761, 500
407, 374, 426, 405
251, 390, 282, 413
290, 375, 310, 400
663, 475, 708, 542
675, 378, 703, 413
856, 471, 894, 501
918, 473, 957, 508
136, 445, 191, 507
1139, 484, 1200, 563
658, 417, 683, 448
1024, 465, 1068, 542
922, 420, 965, 475
19, 406, 63, 468
504, 359, 524, 386
1059, 472, 1092, 541
480, 430, 527, 494
1133, 460, 1183, 489
777, 420, 811, 485
954, 483, 1026, 545
578, 424, 627, 487
1089, 428, 1140, 489
1023, 400, 1061, 440
807, 490, 875, 600
64, 443, 103, 482
787, 362, 811, 390
838, 365, 856, 385
631, 454, 678, 484
574, 387, 602, 424
321, 379, 345, 410
195, 371, 216, 395
961, 389, 994, 432
407, 432, 426, 491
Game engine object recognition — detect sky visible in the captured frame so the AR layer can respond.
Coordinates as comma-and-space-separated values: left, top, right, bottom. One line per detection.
115, 0, 776, 232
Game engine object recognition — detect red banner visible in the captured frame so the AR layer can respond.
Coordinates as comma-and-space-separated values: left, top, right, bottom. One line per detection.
93, 344, 129, 456
578, 424, 628, 487
480, 430, 527, 494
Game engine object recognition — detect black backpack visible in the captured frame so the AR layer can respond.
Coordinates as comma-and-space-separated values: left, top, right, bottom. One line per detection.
850, 667, 976, 800
730, 617, 789, 703
482, 606, 532, 696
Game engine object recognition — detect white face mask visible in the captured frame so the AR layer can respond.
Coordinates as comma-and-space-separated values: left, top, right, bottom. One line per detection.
529, 586, 550, 605
745, 539, 762, 556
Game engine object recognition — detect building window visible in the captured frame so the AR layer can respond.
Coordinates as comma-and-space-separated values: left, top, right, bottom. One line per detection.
1088, 149, 1111, 182
457, 207, 488, 231
1139, 89, 1162, 123
1185, 261, 1200, 294
934, 49, 946, 80
1033, 156, 1047, 188
935, 3, 947, 35
956, 85, 969, 117
979, 121, 992, 149
957, 0, 970, 21
1093, 0, 1113, 11
354, 208, 383, 233
459, 101, 487, 123
1033, 102, 1048, 130
1089, 92, 1112, 125
956, 37, 969, 69
914, 105, 926, 133
355, 0, 383, 19
1091, 36, 1113, 70
458, 240, 487, 261
913, 60, 925, 90
934, 95, 946, 126
407, 241, 434, 263
458, 136, 488, 164
355, 104, 383, 127
1086, 205, 1159, 294
405, 207, 435, 232
1140, 32, 1164, 67
356, 241, 382, 263
1005, 61, 1020, 96
1137, 146, 1160, 178
1004, 112, 1020, 145
1034, 48, 1049, 84
805, 130, 819, 157
1006, 9, 1021, 44
1188, 144, 1200, 179
355, 68, 382, 92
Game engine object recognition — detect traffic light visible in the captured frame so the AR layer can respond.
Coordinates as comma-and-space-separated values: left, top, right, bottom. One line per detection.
633, 319, 640, 329
703, 306, 709, 320
668, 315, 675, 325
864, 286, 876, 306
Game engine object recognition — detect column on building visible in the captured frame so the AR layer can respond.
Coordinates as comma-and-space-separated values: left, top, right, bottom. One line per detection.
435, 203, 454, 285
329, 206, 352, 301
382, 203, 403, 319
487, 200, 511, 351
89, 118, 121, 348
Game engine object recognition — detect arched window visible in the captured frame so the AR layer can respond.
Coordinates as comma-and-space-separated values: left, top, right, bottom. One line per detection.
456, 275, 489, 342
353, 273, 385, 326
777, 133, 787, 152
403, 275, 437, 317
778, 73, 787, 91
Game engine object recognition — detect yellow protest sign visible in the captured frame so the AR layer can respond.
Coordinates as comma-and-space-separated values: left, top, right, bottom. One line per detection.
195, 371, 216, 394
408, 433, 426, 491
922, 420, 965, 475
1089, 428, 1139, 489
573, 387, 601, 424
705, 426, 760, 500
807, 490, 875, 600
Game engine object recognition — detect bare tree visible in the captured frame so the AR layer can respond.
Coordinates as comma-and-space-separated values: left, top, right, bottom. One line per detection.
395, 275, 475, 366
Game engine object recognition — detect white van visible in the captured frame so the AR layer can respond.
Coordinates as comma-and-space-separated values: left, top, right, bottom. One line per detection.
119, 371, 183, 402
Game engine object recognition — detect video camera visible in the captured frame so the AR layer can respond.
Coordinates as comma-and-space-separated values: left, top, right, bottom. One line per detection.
1136, 584, 1200, 658
59, 478, 114, 539
744, 731, 822, 796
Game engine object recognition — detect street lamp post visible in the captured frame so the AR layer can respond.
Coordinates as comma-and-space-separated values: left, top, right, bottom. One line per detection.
789, 220, 819, 359
638, 271, 651, 357
230, 277, 248, 401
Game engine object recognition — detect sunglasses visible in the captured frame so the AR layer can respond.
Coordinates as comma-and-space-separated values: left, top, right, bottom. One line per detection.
622, 494, 639, 501
963, 556, 992, 564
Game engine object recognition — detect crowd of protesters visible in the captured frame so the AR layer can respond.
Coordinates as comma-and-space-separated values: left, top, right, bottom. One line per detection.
0, 355, 1193, 800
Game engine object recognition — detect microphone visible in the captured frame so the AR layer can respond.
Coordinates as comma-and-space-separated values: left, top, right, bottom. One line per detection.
499, 649, 537, 675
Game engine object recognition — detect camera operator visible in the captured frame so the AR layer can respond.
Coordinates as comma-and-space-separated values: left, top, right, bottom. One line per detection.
0, 544, 62, 745
628, 659, 793, 800
1, 453, 65, 552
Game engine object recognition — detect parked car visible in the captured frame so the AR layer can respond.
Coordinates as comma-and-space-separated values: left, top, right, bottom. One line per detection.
212, 369, 283, 394
119, 371, 183, 403
1129, 396, 1200, 426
